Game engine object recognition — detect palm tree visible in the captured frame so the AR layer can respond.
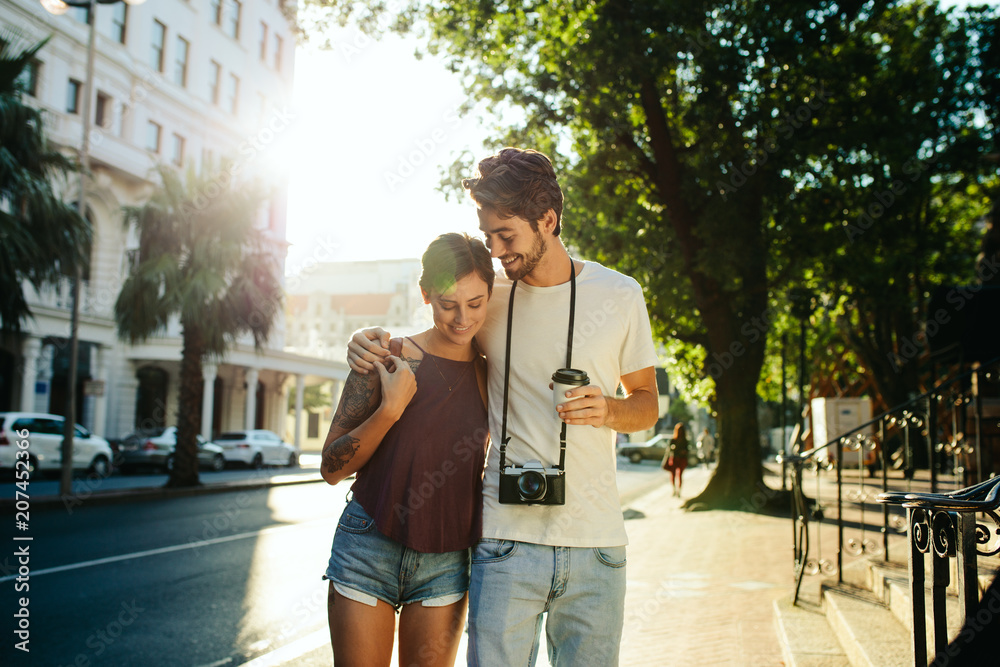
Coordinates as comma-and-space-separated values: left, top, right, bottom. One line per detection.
0, 33, 91, 336
115, 164, 283, 487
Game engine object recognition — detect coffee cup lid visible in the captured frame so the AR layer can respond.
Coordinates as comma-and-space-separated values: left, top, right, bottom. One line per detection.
552, 368, 589, 384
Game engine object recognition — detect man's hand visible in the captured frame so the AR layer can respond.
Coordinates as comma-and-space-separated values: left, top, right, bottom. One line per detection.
347, 327, 391, 374
554, 383, 610, 428
375, 355, 417, 421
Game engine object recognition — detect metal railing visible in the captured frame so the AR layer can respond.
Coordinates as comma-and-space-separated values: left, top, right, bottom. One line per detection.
877, 476, 1000, 666
779, 357, 1000, 606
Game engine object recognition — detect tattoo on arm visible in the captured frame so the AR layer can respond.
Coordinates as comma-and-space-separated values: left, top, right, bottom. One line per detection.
322, 435, 360, 474
331, 372, 378, 432
399, 353, 421, 375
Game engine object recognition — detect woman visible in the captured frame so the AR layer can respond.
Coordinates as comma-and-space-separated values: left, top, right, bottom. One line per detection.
320, 233, 493, 667
662, 422, 690, 497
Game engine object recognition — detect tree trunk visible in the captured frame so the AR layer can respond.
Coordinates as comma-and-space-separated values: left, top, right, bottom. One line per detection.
168, 320, 203, 488
684, 296, 769, 510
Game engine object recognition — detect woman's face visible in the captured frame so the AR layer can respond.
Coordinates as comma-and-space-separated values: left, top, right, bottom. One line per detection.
425, 272, 491, 348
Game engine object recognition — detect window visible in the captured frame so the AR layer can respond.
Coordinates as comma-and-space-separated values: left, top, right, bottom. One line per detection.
151, 20, 166, 72
67, 79, 82, 114
226, 73, 239, 115
273, 34, 283, 71
174, 36, 189, 87
16, 59, 40, 97
259, 21, 268, 61
224, 0, 242, 39
95, 92, 112, 129
170, 133, 185, 166
146, 121, 161, 153
109, 3, 127, 44
69, 4, 90, 25
209, 60, 221, 105
210, 0, 223, 25
307, 413, 320, 439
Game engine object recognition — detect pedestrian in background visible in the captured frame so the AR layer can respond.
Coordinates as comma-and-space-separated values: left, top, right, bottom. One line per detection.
662, 422, 690, 497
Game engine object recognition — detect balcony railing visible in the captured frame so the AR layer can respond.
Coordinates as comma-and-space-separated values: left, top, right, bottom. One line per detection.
25, 277, 105, 318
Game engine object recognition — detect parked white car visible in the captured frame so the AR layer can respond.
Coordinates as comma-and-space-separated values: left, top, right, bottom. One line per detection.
213, 429, 298, 468
118, 426, 227, 473
0, 411, 113, 477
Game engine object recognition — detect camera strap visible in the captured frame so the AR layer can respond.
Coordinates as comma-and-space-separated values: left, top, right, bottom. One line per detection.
498, 260, 577, 472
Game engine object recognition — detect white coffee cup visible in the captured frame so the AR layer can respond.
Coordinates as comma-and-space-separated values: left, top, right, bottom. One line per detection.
552, 368, 589, 414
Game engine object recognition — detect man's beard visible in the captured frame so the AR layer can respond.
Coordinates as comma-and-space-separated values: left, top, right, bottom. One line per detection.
502, 231, 547, 281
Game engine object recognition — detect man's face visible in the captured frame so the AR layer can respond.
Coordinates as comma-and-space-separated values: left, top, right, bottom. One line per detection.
478, 209, 548, 282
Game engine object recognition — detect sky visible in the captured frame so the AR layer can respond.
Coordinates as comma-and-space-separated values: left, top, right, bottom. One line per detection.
283, 27, 491, 278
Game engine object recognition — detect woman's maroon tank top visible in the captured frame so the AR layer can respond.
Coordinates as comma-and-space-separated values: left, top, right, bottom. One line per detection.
350, 337, 489, 553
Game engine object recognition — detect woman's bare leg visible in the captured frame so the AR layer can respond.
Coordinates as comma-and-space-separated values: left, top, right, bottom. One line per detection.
328, 582, 396, 666
397, 594, 468, 667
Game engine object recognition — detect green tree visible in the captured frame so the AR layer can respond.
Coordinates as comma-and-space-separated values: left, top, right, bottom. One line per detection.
0, 34, 90, 335
776, 2, 993, 413
115, 165, 283, 487
300, 0, 996, 508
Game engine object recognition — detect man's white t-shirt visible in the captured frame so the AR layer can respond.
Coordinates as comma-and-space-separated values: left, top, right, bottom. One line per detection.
475, 260, 658, 547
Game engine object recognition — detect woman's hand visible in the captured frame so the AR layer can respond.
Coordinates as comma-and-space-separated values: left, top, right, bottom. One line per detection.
347, 328, 391, 374
375, 354, 417, 421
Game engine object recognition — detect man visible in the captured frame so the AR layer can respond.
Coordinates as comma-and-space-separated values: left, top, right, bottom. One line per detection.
348, 147, 659, 665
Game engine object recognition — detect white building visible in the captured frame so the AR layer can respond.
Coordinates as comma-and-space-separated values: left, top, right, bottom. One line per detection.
284, 258, 426, 359
0, 0, 347, 446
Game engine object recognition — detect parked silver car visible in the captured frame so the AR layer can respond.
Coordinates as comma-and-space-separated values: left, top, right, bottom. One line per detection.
213, 429, 298, 468
118, 426, 226, 473
617, 433, 670, 464
0, 411, 113, 477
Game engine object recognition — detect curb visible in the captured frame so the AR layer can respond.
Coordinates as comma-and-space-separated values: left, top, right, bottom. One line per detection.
1, 471, 327, 511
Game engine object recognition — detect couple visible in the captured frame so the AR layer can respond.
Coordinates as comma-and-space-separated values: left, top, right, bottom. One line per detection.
320, 147, 659, 666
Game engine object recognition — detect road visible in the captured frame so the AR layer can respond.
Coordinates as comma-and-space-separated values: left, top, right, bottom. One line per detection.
0, 456, 672, 666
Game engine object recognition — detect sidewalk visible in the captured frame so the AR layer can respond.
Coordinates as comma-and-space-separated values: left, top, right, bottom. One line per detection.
617, 465, 790, 666
286, 464, 795, 667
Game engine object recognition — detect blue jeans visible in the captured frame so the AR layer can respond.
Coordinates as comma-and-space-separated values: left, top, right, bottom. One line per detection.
467, 539, 627, 666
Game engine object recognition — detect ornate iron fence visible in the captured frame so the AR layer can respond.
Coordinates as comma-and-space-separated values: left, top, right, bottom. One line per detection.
780, 357, 1000, 606
877, 476, 1000, 665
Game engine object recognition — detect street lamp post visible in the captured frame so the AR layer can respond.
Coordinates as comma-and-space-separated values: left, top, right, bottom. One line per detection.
788, 288, 816, 451
41, 0, 144, 496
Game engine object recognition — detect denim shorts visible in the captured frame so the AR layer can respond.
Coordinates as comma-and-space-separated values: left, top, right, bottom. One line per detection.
323, 499, 470, 610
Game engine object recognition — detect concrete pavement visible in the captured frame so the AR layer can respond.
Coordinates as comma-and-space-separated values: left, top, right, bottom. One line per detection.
7, 457, 798, 665
283, 463, 796, 666
618, 464, 791, 666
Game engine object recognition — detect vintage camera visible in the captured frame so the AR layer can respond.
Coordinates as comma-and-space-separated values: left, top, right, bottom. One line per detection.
499, 460, 565, 505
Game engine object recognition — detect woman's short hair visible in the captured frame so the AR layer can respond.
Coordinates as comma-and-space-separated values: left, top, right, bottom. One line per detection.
418, 233, 495, 297
462, 147, 564, 235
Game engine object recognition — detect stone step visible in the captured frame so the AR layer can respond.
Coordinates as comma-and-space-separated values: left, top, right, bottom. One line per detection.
823, 587, 912, 667
885, 576, 966, 656
773, 596, 850, 667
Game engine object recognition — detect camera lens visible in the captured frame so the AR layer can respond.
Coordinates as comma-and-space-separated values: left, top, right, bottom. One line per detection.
517, 471, 546, 501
